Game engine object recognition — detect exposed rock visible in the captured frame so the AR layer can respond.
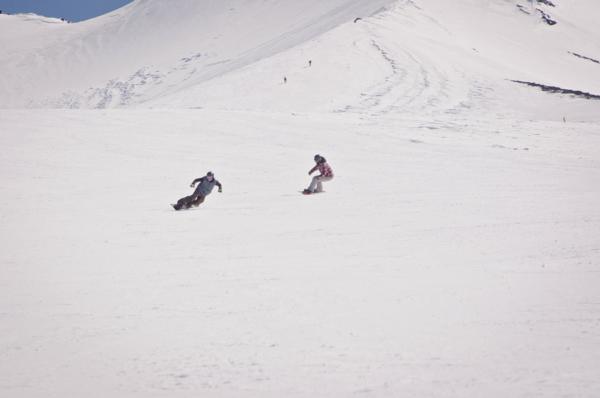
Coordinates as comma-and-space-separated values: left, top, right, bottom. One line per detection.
511, 80, 600, 100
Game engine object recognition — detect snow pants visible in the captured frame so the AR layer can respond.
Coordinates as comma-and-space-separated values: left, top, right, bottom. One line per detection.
308, 175, 333, 193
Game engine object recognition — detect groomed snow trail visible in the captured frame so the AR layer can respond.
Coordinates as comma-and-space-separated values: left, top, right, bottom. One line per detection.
1, 109, 599, 397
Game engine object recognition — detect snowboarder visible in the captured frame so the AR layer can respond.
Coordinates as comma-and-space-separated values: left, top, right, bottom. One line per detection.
303, 154, 334, 194
308, 60, 312, 67
283, 76, 287, 84
172, 171, 222, 210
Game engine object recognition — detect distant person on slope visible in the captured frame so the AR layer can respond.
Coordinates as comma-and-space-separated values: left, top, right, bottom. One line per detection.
303, 155, 334, 194
172, 171, 222, 210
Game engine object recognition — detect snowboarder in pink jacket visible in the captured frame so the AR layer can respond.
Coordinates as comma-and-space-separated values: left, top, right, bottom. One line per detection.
303, 154, 334, 194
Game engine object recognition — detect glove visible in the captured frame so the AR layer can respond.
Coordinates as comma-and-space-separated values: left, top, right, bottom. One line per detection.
218, 188, 222, 193
190, 183, 194, 188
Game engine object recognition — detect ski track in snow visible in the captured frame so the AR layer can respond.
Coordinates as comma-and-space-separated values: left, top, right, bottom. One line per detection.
332, 7, 488, 120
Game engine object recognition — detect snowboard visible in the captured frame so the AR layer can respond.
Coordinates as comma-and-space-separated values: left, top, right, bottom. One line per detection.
300, 190, 325, 195
171, 204, 198, 211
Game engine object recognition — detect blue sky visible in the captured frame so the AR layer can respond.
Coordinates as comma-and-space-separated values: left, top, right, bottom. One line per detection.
0, 0, 133, 22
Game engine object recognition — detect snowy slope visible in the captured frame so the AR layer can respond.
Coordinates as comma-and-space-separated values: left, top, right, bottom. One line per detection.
1, 0, 600, 397
151, 0, 600, 119
1, 108, 599, 398
1, 0, 599, 118
0, 0, 393, 108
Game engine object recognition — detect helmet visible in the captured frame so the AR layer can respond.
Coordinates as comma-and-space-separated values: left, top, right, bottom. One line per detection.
314, 154, 321, 162
206, 171, 214, 177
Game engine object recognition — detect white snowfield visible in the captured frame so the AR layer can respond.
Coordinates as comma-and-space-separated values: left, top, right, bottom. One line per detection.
1, 0, 599, 112
1, 0, 600, 397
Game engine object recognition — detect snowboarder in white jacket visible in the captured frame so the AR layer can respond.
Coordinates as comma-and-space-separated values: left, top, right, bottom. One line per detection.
172, 171, 222, 210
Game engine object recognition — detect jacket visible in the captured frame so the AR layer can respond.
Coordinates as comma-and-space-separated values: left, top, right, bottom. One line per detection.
192, 176, 222, 197
310, 161, 334, 177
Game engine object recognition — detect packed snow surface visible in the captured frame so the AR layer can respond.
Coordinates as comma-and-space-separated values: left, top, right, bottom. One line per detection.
1, 0, 600, 397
